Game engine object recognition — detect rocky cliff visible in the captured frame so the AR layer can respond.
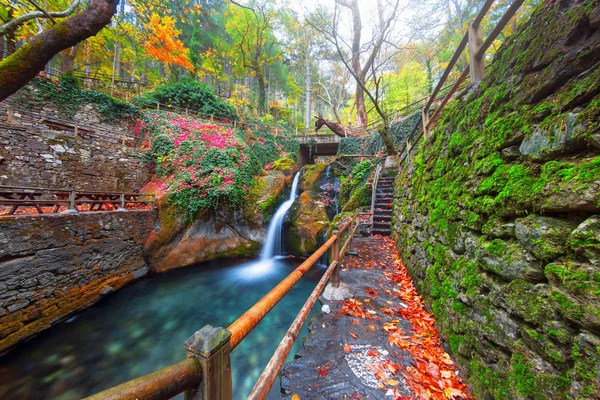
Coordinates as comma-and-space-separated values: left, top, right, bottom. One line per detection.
393, 1, 600, 398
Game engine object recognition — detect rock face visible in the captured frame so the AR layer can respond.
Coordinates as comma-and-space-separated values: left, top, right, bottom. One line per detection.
393, 1, 600, 399
0, 211, 155, 353
285, 163, 331, 256
144, 167, 292, 271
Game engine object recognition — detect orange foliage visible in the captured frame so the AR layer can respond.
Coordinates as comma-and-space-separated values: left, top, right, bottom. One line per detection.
143, 13, 194, 71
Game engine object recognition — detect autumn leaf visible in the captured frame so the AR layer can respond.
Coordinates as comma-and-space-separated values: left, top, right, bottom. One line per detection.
317, 364, 332, 378
343, 344, 353, 353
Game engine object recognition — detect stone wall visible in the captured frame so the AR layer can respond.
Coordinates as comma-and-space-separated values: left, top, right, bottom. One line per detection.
393, 1, 600, 399
0, 211, 155, 353
0, 97, 152, 192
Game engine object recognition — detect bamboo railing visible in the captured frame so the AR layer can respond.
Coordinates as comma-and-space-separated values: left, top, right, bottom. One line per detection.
84, 212, 366, 400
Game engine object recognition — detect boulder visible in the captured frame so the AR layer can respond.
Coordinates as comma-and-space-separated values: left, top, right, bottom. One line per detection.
285, 191, 330, 256
247, 170, 288, 225
300, 163, 327, 192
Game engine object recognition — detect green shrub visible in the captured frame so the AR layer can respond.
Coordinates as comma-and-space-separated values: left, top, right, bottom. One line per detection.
138, 80, 238, 121
339, 159, 374, 210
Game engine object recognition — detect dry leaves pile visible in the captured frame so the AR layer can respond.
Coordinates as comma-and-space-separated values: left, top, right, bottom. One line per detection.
339, 236, 473, 400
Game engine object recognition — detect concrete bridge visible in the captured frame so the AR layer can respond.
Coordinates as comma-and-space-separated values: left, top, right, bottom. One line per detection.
298, 134, 341, 165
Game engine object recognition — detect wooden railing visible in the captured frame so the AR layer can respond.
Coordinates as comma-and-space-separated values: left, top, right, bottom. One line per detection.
0, 185, 155, 216
84, 212, 366, 400
370, 163, 383, 231
401, 0, 527, 164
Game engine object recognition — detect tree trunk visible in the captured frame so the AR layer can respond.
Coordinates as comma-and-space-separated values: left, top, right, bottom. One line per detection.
61, 45, 78, 74
355, 78, 368, 126
256, 70, 267, 113
379, 124, 396, 156
0, 0, 118, 101
304, 62, 311, 134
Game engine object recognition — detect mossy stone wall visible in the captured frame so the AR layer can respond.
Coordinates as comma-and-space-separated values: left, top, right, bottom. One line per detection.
393, 1, 600, 398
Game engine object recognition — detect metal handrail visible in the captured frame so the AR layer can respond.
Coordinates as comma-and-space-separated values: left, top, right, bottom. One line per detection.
84, 213, 362, 399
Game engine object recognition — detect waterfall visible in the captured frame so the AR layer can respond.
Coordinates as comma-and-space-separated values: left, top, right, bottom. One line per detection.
261, 172, 301, 260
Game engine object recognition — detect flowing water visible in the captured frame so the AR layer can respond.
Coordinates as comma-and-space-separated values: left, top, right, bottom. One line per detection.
0, 257, 324, 399
261, 172, 301, 260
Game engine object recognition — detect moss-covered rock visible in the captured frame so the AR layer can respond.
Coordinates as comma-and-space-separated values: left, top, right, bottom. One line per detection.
285, 191, 329, 256
300, 163, 327, 192
246, 170, 288, 225
514, 214, 580, 261
271, 157, 298, 176
478, 239, 545, 282
569, 215, 600, 265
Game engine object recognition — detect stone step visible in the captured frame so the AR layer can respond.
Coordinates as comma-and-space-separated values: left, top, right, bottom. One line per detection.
374, 209, 392, 215
372, 229, 390, 236
374, 215, 392, 221
375, 203, 392, 209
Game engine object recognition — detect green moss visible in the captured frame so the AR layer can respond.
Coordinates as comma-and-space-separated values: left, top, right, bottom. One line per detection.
271, 157, 296, 174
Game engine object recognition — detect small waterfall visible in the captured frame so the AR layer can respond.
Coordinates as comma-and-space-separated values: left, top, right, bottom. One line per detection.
261, 172, 301, 260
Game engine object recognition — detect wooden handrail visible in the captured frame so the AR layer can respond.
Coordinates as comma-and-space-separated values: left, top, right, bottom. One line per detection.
248, 215, 361, 399
84, 358, 201, 400
227, 233, 338, 349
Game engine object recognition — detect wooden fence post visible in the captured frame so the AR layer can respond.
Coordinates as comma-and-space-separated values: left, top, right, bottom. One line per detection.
422, 107, 431, 139
69, 190, 76, 210
406, 140, 413, 161
184, 325, 232, 400
468, 19, 485, 83
157, 102, 160, 111
7, 107, 13, 123
331, 230, 340, 288
120, 193, 125, 209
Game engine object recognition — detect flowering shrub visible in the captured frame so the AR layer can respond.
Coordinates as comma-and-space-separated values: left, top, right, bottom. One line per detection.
145, 112, 298, 219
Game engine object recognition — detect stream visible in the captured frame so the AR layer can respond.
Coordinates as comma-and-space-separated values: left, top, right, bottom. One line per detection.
0, 257, 324, 399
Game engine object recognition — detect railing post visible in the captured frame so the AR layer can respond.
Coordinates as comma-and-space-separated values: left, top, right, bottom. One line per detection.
468, 19, 485, 83
331, 230, 340, 288
157, 102, 160, 111
184, 325, 232, 400
7, 107, 13, 123
422, 107, 430, 139
120, 193, 125, 209
348, 220, 355, 254
406, 139, 413, 161
69, 190, 76, 210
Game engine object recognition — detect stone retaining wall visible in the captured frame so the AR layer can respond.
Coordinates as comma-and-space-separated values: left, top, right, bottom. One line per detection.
0, 99, 152, 192
393, 1, 600, 398
0, 211, 155, 353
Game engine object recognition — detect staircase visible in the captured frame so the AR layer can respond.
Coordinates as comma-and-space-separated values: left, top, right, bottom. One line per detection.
372, 176, 394, 236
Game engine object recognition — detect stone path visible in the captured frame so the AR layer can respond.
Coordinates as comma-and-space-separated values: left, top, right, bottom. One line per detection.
281, 237, 471, 400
